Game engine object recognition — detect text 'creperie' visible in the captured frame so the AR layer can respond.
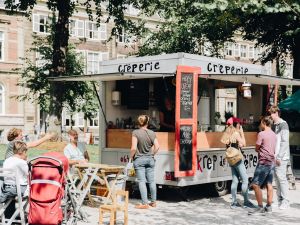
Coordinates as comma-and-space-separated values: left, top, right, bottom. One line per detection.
207, 62, 249, 74
118, 62, 160, 73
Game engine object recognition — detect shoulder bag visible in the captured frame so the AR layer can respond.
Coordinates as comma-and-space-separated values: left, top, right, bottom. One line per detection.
225, 143, 243, 166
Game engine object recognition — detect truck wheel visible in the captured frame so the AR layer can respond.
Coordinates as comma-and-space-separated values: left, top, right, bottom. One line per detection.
214, 181, 229, 196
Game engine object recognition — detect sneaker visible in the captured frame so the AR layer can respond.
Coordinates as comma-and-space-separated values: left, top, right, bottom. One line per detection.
230, 202, 242, 209
135, 204, 149, 209
264, 205, 272, 213
248, 207, 266, 215
279, 201, 289, 210
243, 201, 257, 209
149, 202, 157, 207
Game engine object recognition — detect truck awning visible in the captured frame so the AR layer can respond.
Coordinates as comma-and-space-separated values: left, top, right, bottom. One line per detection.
202, 74, 300, 86
48, 52, 300, 85
49, 72, 174, 82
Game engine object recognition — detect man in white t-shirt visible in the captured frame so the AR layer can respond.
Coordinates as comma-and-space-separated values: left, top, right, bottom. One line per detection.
63, 129, 89, 166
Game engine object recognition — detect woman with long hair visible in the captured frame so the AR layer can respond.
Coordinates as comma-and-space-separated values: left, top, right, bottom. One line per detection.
130, 115, 160, 209
221, 118, 255, 209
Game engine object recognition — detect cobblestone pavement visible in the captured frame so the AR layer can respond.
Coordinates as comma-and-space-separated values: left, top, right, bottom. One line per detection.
78, 181, 300, 225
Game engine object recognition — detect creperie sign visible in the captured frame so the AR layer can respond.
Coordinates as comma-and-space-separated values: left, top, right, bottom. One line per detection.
118, 61, 160, 73
207, 62, 249, 74
116, 60, 251, 74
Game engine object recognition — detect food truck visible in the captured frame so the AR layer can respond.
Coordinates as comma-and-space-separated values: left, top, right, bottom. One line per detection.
54, 53, 300, 195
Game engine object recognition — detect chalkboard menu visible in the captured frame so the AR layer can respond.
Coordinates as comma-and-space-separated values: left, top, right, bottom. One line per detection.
179, 125, 193, 171
175, 66, 200, 177
180, 73, 194, 119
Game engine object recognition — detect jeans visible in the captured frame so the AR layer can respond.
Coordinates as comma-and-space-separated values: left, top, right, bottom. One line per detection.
230, 160, 249, 204
251, 163, 274, 187
275, 159, 289, 203
0, 184, 27, 218
133, 156, 156, 205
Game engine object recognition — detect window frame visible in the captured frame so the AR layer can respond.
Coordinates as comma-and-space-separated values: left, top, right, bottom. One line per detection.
0, 83, 5, 115
70, 19, 85, 38
0, 31, 4, 61
33, 13, 50, 34
85, 21, 107, 40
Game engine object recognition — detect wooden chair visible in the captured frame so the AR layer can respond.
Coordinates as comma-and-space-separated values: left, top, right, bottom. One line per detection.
99, 190, 128, 225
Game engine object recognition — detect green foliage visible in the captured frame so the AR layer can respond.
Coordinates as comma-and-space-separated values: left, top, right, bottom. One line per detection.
16, 15, 98, 120
138, 0, 300, 80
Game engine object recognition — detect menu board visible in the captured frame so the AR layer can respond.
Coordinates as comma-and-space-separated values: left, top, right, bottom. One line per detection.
175, 66, 200, 178
179, 125, 193, 171
180, 73, 194, 119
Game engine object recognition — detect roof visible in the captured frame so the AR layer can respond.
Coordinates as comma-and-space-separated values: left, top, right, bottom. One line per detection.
49, 52, 300, 86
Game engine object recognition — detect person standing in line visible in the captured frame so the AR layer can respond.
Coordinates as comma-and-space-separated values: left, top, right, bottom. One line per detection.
248, 116, 276, 215
269, 105, 290, 209
130, 115, 160, 209
221, 118, 255, 209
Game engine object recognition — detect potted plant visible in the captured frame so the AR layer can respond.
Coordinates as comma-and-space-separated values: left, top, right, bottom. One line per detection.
214, 112, 222, 125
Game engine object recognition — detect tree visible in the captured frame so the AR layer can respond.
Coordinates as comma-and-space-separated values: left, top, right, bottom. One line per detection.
16, 14, 99, 136
139, 0, 300, 82
4, 0, 143, 134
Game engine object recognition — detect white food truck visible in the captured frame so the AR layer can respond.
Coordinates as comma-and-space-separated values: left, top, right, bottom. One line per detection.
54, 53, 300, 195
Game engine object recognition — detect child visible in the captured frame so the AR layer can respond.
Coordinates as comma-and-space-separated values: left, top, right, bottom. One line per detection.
248, 116, 276, 215
0, 141, 29, 203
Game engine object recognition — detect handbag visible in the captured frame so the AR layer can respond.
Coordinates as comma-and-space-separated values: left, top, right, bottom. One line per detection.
124, 161, 135, 177
225, 143, 243, 166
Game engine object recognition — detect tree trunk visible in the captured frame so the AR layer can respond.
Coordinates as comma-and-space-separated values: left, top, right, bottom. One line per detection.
48, 0, 72, 138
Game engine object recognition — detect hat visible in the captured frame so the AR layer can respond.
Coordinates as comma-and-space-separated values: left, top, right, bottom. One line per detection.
226, 117, 241, 125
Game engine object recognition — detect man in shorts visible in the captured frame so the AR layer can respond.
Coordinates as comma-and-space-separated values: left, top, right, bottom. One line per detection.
249, 116, 276, 215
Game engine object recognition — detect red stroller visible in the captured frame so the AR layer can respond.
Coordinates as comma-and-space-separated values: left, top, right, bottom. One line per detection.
28, 152, 69, 225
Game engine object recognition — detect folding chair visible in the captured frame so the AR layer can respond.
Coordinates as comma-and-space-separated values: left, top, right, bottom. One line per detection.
99, 190, 129, 225
0, 168, 28, 225
66, 166, 99, 222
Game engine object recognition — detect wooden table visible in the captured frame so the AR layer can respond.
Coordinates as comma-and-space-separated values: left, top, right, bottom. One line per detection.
75, 163, 125, 205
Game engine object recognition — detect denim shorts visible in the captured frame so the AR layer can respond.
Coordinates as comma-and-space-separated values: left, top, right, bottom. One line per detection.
251, 164, 274, 188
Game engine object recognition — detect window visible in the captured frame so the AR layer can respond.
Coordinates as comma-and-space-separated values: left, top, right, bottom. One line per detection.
234, 44, 240, 57
89, 113, 99, 127
117, 29, 136, 43
224, 42, 233, 56
87, 52, 100, 74
70, 19, 84, 38
240, 44, 247, 58
85, 22, 107, 40
0, 31, 3, 61
33, 14, 50, 34
248, 46, 254, 59
0, 84, 4, 115
76, 112, 84, 127
87, 52, 108, 74
254, 47, 261, 60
